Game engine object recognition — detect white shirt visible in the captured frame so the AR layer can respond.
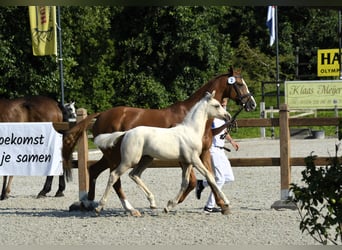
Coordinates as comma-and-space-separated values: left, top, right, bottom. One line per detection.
211, 118, 226, 148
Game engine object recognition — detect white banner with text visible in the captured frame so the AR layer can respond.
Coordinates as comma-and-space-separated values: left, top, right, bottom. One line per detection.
0, 122, 63, 176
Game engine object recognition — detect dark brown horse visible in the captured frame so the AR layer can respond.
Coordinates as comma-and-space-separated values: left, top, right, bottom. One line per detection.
63, 67, 256, 215
0, 95, 76, 200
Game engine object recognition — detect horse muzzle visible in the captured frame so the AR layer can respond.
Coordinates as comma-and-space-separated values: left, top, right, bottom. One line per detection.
224, 112, 232, 122
243, 96, 257, 112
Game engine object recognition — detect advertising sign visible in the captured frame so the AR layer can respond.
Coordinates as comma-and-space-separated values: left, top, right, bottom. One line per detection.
317, 49, 340, 77
29, 6, 57, 56
285, 80, 342, 109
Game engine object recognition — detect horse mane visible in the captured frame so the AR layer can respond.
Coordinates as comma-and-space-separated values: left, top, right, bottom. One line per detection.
181, 98, 203, 125
169, 72, 229, 111
58, 102, 70, 122
181, 93, 212, 127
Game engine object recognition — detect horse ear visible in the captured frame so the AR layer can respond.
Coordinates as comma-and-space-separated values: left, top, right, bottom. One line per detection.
211, 90, 216, 98
228, 66, 233, 75
204, 91, 213, 100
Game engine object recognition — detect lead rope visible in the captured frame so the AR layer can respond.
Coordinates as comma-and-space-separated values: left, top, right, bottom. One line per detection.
220, 105, 244, 139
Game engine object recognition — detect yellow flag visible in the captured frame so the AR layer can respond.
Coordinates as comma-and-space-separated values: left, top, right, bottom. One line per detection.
29, 6, 57, 56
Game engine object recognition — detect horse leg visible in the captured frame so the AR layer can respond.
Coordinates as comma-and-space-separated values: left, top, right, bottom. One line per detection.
88, 156, 126, 201
55, 174, 66, 197
164, 164, 193, 213
128, 156, 156, 209
6, 176, 14, 198
84, 156, 138, 215
192, 156, 231, 214
174, 150, 212, 205
87, 158, 108, 201
176, 163, 197, 204
80, 157, 110, 210
95, 163, 131, 215
1, 176, 7, 200
37, 176, 53, 198
1, 176, 13, 200
115, 180, 139, 215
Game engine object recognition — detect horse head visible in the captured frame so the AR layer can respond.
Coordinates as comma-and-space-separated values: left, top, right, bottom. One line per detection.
225, 66, 257, 112
205, 90, 231, 122
63, 102, 77, 122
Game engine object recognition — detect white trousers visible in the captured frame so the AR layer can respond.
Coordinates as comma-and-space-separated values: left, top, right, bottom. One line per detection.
203, 147, 234, 208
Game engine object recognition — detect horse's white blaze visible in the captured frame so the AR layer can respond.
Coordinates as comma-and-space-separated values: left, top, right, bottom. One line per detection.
64, 102, 77, 122
241, 78, 256, 111
94, 91, 232, 214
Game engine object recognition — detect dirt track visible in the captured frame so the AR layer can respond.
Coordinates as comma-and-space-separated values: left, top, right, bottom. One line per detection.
0, 137, 339, 246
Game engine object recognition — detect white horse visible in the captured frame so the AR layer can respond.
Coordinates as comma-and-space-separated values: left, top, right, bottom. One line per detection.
94, 91, 231, 214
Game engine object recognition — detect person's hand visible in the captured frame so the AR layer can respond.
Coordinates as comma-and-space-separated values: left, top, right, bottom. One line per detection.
230, 140, 239, 151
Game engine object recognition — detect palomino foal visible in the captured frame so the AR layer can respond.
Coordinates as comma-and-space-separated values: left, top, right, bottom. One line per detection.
94, 91, 231, 214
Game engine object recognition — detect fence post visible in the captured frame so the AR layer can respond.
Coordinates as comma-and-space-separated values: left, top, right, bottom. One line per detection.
334, 99, 339, 138
76, 108, 89, 201
271, 103, 296, 210
260, 102, 266, 138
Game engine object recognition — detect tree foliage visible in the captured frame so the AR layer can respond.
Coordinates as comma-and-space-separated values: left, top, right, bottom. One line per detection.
0, 6, 340, 113
290, 145, 342, 245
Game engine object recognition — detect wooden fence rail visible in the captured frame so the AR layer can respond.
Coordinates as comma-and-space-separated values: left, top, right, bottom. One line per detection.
57, 104, 341, 209
69, 156, 331, 169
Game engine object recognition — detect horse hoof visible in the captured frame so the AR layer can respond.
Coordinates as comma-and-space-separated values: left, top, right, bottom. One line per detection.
164, 200, 175, 213
81, 200, 98, 211
130, 209, 142, 217
221, 205, 232, 215
0, 195, 8, 200
95, 206, 103, 215
69, 202, 82, 211
150, 209, 159, 216
37, 192, 47, 199
55, 191, 65, 197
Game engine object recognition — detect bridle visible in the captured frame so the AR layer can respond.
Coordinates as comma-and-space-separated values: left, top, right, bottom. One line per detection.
227, 74, 253, 107
222, 74, 253, 136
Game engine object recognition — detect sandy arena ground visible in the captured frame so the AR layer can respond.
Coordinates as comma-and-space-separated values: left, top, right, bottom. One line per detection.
0, 137, 340, 246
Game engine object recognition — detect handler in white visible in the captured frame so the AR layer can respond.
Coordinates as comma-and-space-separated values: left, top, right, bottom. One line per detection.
196, 99, 239, 213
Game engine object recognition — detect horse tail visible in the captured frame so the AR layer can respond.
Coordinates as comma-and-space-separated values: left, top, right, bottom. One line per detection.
62, 112, 101, 174
94, 132, 126, 149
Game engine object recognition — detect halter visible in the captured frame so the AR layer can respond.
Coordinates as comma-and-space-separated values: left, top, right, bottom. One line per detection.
220, 104, 243, 139
227, 75, 252, 107
220, 73, 253, 137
